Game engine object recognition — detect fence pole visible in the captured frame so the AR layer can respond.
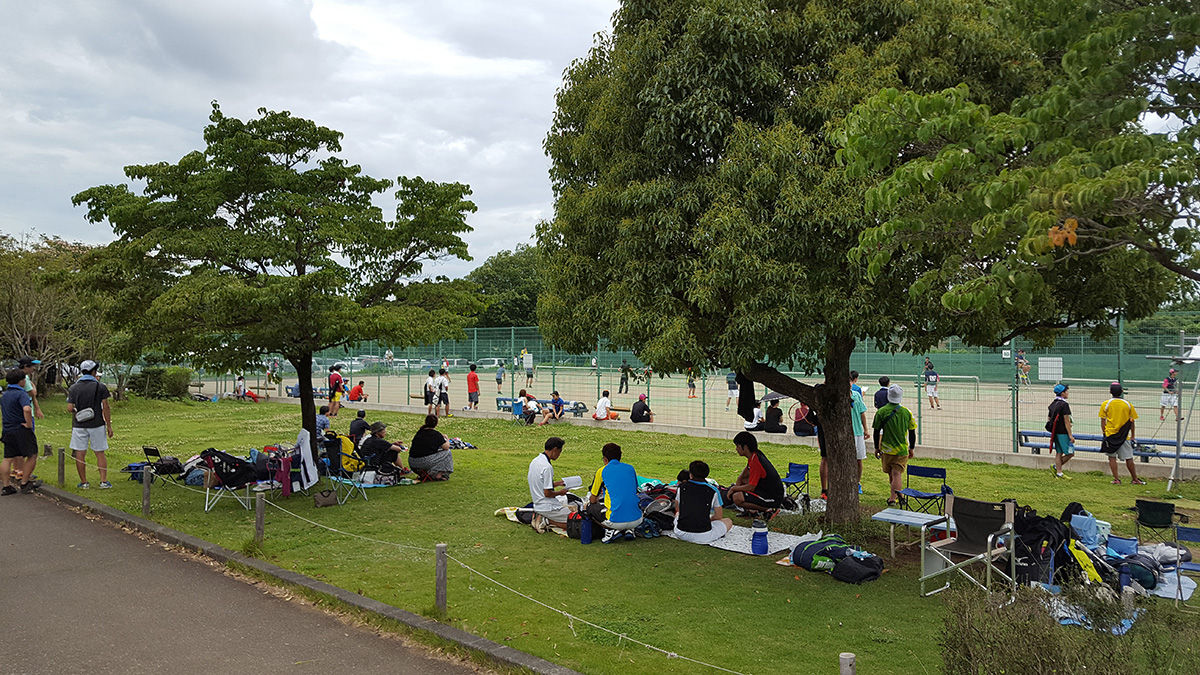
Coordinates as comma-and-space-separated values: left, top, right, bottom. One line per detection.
142, 467, 152, 518
701, 371, 707, 427
552, 345, 556, 392
1117, 314, 1125, 387
58, 447, 65, 487
839, 652, 856, 675
255, 493, 266, 545
42, 442, 51, 459
915, 376, 923, 445
435, 543, 448, 615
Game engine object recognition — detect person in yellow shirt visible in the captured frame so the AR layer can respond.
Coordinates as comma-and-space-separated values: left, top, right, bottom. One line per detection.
1098, 382, 1145, 486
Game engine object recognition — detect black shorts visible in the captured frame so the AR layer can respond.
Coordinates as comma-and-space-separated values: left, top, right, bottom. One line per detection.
2, 426, 38, 459
438, 392, 449, 404
741, 491, 780, 509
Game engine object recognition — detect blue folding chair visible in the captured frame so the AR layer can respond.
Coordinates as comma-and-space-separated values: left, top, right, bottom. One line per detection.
512, 400, 531, 426
781, 463, 809, 501
1176, 526, 1200, 611
898, 465, 951, 514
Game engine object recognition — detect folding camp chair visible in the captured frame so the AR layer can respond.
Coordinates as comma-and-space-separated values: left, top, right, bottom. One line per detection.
898, 466, 952, 514
1176, 526, 1200, 611
264, 443, 313, 499
782, 463, 809, 501
512, 400, 533, 426
199, 449, 259, 512
141, 446, 181, 486
1135, 499, 1186, 545
326, 434, 369, 504
920, 495, 1016, 598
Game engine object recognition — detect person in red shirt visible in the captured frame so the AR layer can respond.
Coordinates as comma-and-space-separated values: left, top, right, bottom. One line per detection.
347, 380, 368, 402
466, 364, 480, 410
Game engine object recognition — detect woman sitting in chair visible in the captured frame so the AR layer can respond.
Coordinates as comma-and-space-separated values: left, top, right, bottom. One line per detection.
518, 389, 539, 425
409, 414, 453, 481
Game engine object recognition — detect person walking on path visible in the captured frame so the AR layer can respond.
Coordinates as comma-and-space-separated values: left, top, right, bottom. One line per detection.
1161, 367, 1180, 421
66, 360, 113, 489
1, 369, 40, 495
16, 356, 44, 420
466, 363, 480, 410
850, 384, 869, 494
923, 364, 941, 410
618, 360, 631, 394
872, 384, 916, 506
1048, 384, 1075, 479
1099, 382, 1145, 485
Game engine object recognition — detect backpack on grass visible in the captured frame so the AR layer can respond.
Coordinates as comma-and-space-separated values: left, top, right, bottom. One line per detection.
791, 534, 854, 572
831, 554, 884, 584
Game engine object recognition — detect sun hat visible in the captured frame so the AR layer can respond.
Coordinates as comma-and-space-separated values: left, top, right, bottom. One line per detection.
369, 421, 387, 435
887, 384, 903, 404
1054, 384, 1068, 395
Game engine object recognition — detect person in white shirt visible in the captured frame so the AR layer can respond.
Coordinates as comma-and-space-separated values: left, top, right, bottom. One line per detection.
424, 369, 436, 415
434, 368, 452, 418
743, 401, 765, 431
527, 437, 572, 531
593, 390, 617, 420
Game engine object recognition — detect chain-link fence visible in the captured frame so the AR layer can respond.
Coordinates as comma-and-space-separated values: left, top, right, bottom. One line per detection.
172, 313, 1200, 468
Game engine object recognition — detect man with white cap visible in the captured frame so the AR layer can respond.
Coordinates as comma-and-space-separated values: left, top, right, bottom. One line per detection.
17, 356, 43, 420
66, 360, 113, 488
1161, 367, 1180, 421
871, 384, 916, 507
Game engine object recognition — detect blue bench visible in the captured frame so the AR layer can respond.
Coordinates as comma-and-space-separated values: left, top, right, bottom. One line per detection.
1018, 430, 1200, 461
496, 397, 588, 417
286, 385, 332, 399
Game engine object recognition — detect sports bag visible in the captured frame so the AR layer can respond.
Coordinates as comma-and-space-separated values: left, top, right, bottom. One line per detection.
791, 534, 854, 572
831, 554, 884, 584
152, 456, 184, 475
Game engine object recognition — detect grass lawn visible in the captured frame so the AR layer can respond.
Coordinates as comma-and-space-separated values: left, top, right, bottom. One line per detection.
26, 397, 1200, 674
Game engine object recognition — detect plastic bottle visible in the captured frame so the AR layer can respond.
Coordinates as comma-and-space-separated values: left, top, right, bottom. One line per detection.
751, 519, 768, 555
581, 516, 593, 544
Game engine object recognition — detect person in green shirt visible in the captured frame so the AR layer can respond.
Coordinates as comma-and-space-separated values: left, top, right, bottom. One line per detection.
872, 384, 916, 507
850, 386, 868, 495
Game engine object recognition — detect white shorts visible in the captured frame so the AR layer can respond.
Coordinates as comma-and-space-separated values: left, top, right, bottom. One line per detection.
925, 385, 938, 397
674, 519, 729, 544
602, 516, 644, 531
854, 436, 867, 460
70, 426, 108, 452
1162, 393, 1178, 408
533, 502, 572, 522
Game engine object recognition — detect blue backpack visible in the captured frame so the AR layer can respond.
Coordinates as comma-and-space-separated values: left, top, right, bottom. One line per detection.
791, 534, 854, 571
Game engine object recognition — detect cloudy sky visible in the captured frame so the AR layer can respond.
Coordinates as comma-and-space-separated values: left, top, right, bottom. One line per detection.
0, 0, 618, 278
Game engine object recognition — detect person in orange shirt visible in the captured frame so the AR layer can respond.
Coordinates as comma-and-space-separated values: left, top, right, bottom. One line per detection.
347, 380, 368, 402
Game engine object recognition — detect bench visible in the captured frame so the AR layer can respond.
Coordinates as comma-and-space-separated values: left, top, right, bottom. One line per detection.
495, 397, 588, 417
285, 385, 331, 399
1017, 430, 1200, 462
188, 382, 205, 390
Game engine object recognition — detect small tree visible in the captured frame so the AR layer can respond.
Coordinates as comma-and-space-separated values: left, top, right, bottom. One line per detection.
465, 243, 541, 327
74, 103, 483, 437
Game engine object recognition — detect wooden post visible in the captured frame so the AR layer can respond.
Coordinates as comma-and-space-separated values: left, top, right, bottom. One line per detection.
255, 493, 266, 546
42, 443, 51, 458
839, 652, 856, 675
57, 447, 66, 487
141, 467, 152, 518
435, 543, 448, 615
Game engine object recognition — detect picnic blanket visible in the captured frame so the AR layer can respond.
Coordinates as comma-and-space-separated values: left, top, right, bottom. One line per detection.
662, 525, 811, 556
494, 507, 569, 537
328, 475, 417, 489
1152, 571, 1196, 601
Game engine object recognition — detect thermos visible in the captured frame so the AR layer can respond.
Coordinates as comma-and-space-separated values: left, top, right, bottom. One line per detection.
751, 519, 768, 555
581, 516, 593, 544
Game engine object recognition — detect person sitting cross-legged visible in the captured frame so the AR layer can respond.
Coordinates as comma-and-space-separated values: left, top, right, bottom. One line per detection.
673, 460, 733, 544
359, 421, 412, 476
586, 442, 644, 542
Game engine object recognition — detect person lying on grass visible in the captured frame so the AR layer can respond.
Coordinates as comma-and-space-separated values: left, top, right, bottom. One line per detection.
673, 460, 733, 544
409, 414, 452, 481
359, 421, 413, 476
726, 431, 784, 515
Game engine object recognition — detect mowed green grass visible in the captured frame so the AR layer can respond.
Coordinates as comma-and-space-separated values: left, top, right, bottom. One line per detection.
27, 397, 1200, 675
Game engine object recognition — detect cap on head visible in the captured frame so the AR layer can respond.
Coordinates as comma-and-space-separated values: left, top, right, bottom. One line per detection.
357, 409, 366, 418
887, 384, 903, 404
1110, 382, 1124, 397
1170, 368, 1178, 373
638, 393, 646, 401
369, 421, 387, 435
1054, 384, 1068, 395
79, 359, 99, 373
18, 356, 40, 368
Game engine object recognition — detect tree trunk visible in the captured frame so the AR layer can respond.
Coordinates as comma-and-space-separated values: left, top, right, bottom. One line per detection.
816, 335, 859, 524
291, 353, 317, 457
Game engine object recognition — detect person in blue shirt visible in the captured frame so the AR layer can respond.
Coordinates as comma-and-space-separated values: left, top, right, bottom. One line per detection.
315, 405, 331, 436
586, 443, 644, 542
850, 370, 863, 396
539, 391, 567, 425
1, 369, 39, 495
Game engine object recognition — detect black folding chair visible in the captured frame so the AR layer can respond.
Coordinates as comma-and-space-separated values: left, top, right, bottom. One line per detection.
200, 449, 259, 512
1135, 499, 1187, 545
920, 495, 1016, 598
142, 446, 183, 485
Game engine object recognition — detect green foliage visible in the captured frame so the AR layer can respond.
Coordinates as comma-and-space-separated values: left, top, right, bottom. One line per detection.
840, 0, 1195, 328
73, 103, 484, 433
464, 244, 541, 327
127, 366, 193, 399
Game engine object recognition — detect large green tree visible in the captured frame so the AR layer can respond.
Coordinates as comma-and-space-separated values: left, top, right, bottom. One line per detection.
839, 0, 1197, 320
541, 0, 1170, 521
74, 103, 483, 438
465, 243, 541, 327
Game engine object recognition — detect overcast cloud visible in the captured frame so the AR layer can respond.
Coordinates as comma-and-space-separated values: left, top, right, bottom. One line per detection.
0, 0, 618, 277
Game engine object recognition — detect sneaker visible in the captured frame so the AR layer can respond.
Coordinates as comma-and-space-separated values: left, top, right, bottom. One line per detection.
1161, 415, 1166, 421
887, 499, 898, 507
1056, 472, 1064, 479
1111, 479, 1122, 485
531, 514, 550, 534
77, 482, 90, 489
858, 484, 863, 495
820, 491, 828, 500
725, 406, 729, 411
624, 530, 637, 541
1132, 479, 1147, 485
601, 528, 621, 543
462, 406, 470, 411
99, 481, 112, 489
20, 481, 39, 494
0, 486, 16, 496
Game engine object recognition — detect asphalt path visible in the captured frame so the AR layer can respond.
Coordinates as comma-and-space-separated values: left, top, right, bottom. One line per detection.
0, 491, 486, 675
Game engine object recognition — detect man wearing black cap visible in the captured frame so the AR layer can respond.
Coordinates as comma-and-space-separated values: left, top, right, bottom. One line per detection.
348, 409, 369, 446
1099, 382, 1144, 485
359, 421, 411, 475
17, 356, 43, 420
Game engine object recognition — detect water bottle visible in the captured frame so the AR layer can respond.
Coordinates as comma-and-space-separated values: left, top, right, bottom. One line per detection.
751, 519, 768, 555
581, 516, 593, 545
1118, 564, 1131, 590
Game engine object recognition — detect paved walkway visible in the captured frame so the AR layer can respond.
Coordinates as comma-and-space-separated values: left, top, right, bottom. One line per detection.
0, 492, 485, 675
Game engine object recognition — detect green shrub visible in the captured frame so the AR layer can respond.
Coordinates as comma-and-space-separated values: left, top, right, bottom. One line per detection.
127, 367, 193, 399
